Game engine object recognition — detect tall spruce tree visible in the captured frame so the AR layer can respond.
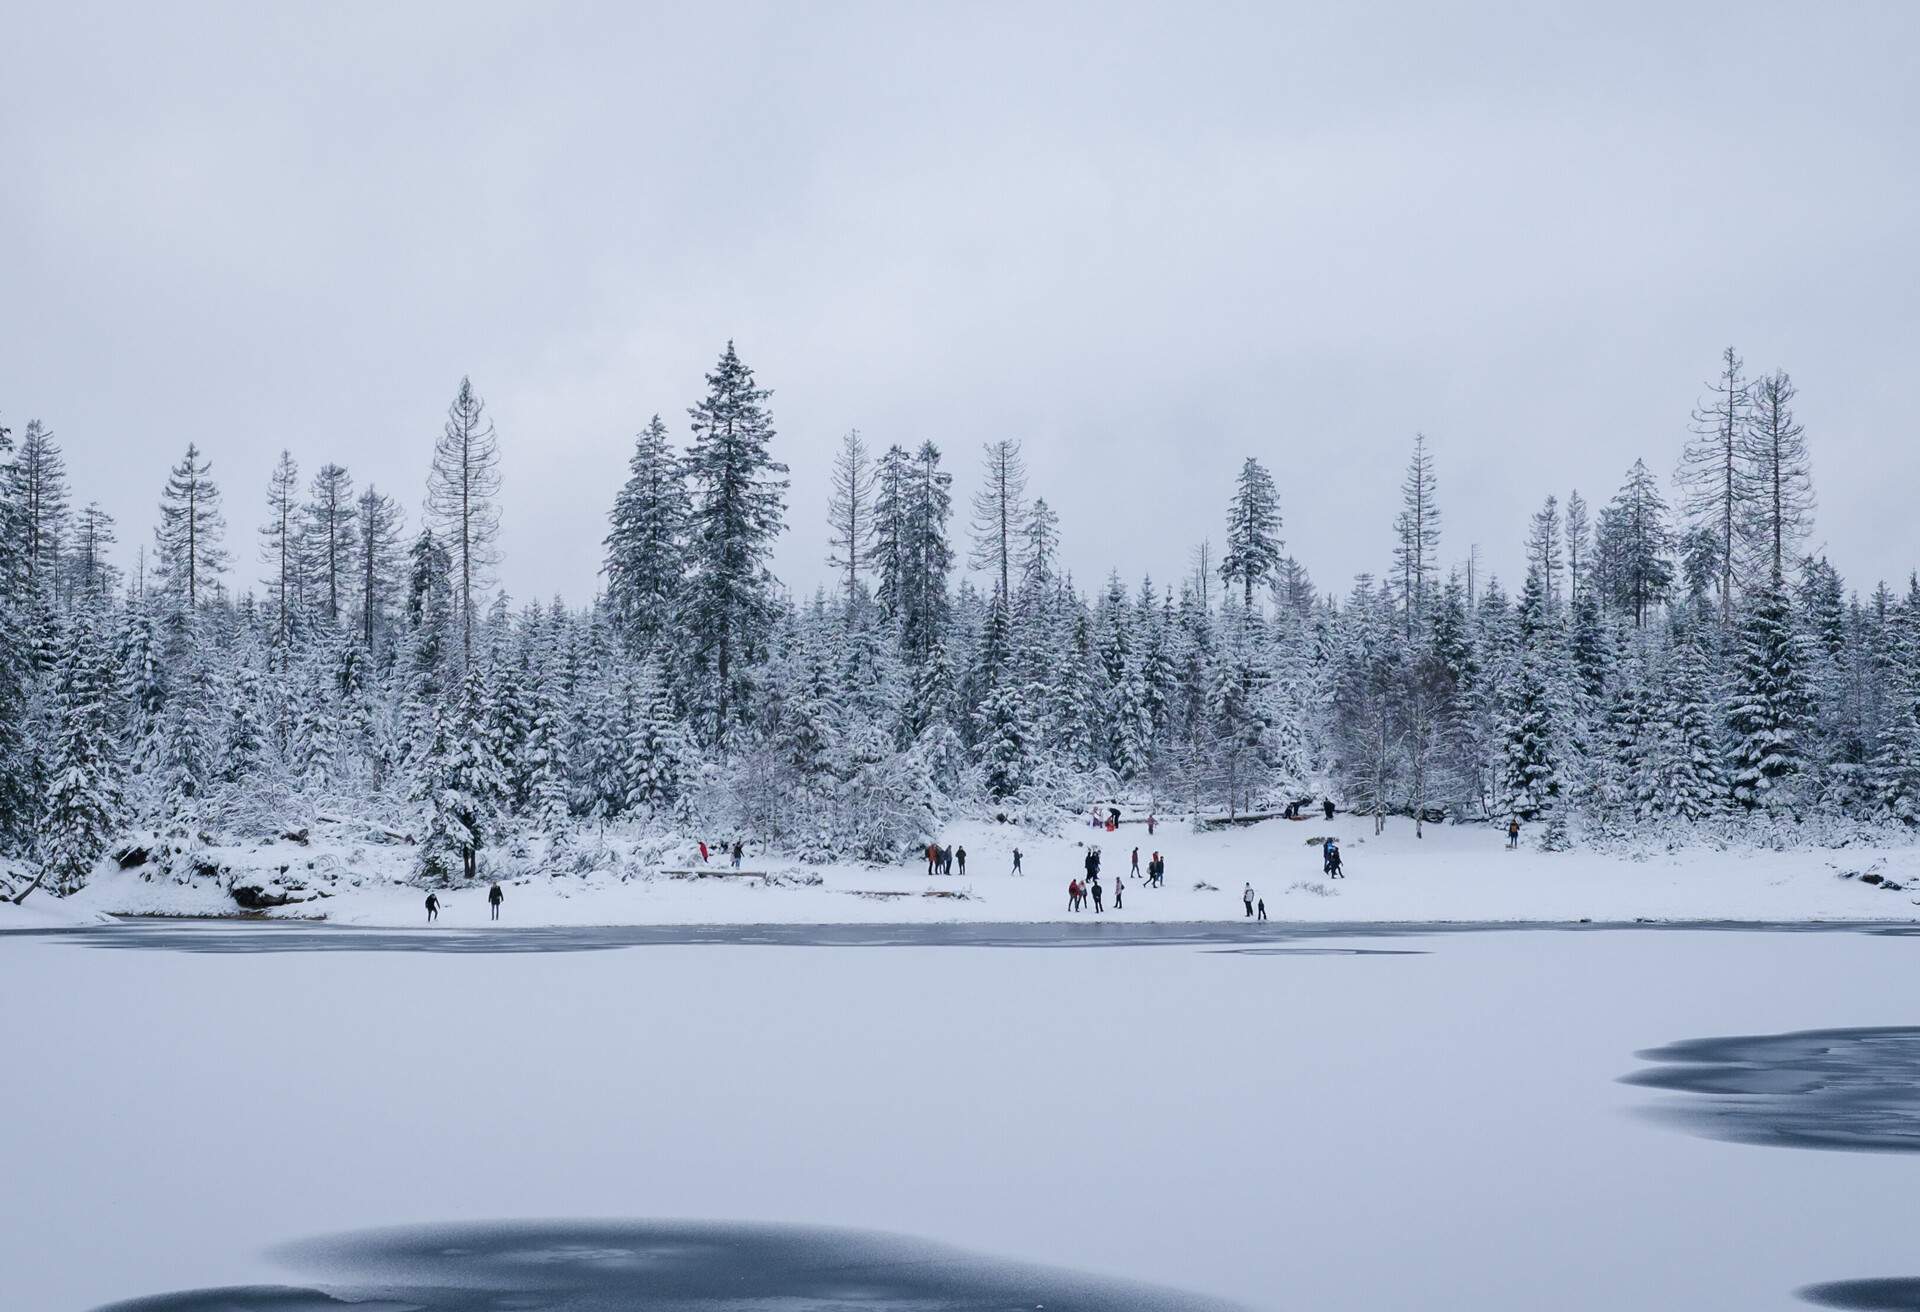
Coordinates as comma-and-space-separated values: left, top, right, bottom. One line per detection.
154, 443, 228, 609
1219, 457, 1282, 612
680, 342, 789, 743
604, 414, 684, 646
426, 376, 502, 668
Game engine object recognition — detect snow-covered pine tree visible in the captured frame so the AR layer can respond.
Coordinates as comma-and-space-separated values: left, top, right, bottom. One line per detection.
260, 449, 304, 656
0, 418, 35, 858
605, 413, 684, 648
1392, 433, 1440, 637
1739, 370, 1814, 590
305, 462, 356, 628
10, 420, 70, 605
1726, 577, 1809, 810
1594, 459, 1673, 627
1653, 621, 1726, 822
354, 485, 404, 650
679, 342, 789, 744
414, 659, 508, 881
1219, 457, 1283, 611
1500, 569, 1561, 823
969, 438, 1028, 604
33, 608, 123, 897
154, 443, 228, 610
426, 376, 502, 669
622, 654, 687, 816
969, 588, 1032, 799
1681, 347, 1752, 626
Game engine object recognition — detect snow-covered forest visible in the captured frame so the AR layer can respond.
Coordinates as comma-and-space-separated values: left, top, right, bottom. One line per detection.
2, 341, 1914, 902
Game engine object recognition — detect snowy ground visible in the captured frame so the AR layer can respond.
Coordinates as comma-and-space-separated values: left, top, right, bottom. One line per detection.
4, 922, 1919, 1310
24, 813, 1920, 928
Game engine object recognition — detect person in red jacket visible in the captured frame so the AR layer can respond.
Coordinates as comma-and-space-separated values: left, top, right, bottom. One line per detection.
698, 840, 710, 864
926, 842, 939, 875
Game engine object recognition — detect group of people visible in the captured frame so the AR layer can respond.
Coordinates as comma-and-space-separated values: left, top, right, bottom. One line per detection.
422, 882, 506, 923
696, 839, 747, 868
1283, 798, 1338, 821
924, 842, 968, 876
1321, 836, 1344, 878
1069, 846, 1117, 911
1087, 807, 1158, 836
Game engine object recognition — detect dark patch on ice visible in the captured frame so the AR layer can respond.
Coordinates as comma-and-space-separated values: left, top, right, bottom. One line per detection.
1799, 1277, 1920, 1308
87, 1290, 389, 1311
1625, 1027, 1920, 1152
90, 1219, 1245, 1311
27, 919, 1447, 954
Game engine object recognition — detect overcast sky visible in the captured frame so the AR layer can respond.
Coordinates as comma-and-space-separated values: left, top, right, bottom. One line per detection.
5, 2, 1917, 609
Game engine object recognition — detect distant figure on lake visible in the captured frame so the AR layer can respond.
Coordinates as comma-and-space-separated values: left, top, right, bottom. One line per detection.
1327, 844, 1344, 879
1257, 897, 1267, 920
955, 846, 967, 876
1113, 875, 1123, 911
1011, 847, 1023, 875
424, 892, 439, 923
1090, 875, 1104, 913
1323, 798, 1336, 821
1069, 878, 1083, 912
731, 840, 744, 869
487, 883, 503, 921
926, 842, 939, 876
1147, 814, 1157, 836
1131, 846, 1140, 876
1243, 883, 1255, 917
1507, 818, 1521, 849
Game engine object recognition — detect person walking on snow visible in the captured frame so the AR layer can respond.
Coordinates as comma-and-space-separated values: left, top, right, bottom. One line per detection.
955, 846, 967, 876
1507, 818, 1521, 849
1243, 883, 1255, 917
1090, 875, 1104, 913
1257, 897, 1267, 921
1011, 848, 1023, 875
1131, 847, 1140, 876
424, 892, 439, 923
1068, 878, 1082, 912
487, 882, 503, 921
1327, 844, 1344, 879
1114, 874, 1124, 911
1322, 837, 1336, 875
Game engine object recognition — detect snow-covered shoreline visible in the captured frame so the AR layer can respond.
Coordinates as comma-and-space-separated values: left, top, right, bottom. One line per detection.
15, 815, 1919, 931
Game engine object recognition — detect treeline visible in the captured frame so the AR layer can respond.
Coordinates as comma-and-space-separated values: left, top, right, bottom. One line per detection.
1, 343, 1914, 898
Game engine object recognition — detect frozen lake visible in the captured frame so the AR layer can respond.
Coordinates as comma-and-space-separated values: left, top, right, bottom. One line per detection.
4, 921, 1918, 1310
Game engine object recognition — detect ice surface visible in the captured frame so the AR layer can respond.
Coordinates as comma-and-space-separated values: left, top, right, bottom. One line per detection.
4, 923, 1919, 1310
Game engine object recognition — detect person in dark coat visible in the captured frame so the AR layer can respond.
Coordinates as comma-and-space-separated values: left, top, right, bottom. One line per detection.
424, 892, 440, 923
731, 840, 744, 869
1011, 847, 1024, 875
1068, 878, 1082, 912
487, 883, 503, 921
1257, 897, 1268, 920
1327, 844, 1344, 879
1090, 875, 1104, 913
1507, 818, 1521, 849
955, 846, 967, 876
1147, 814, 1157, 836
1323, 798, 1335, 820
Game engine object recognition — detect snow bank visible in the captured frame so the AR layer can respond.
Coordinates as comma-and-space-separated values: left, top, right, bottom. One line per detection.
48, 813, 1920, 928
